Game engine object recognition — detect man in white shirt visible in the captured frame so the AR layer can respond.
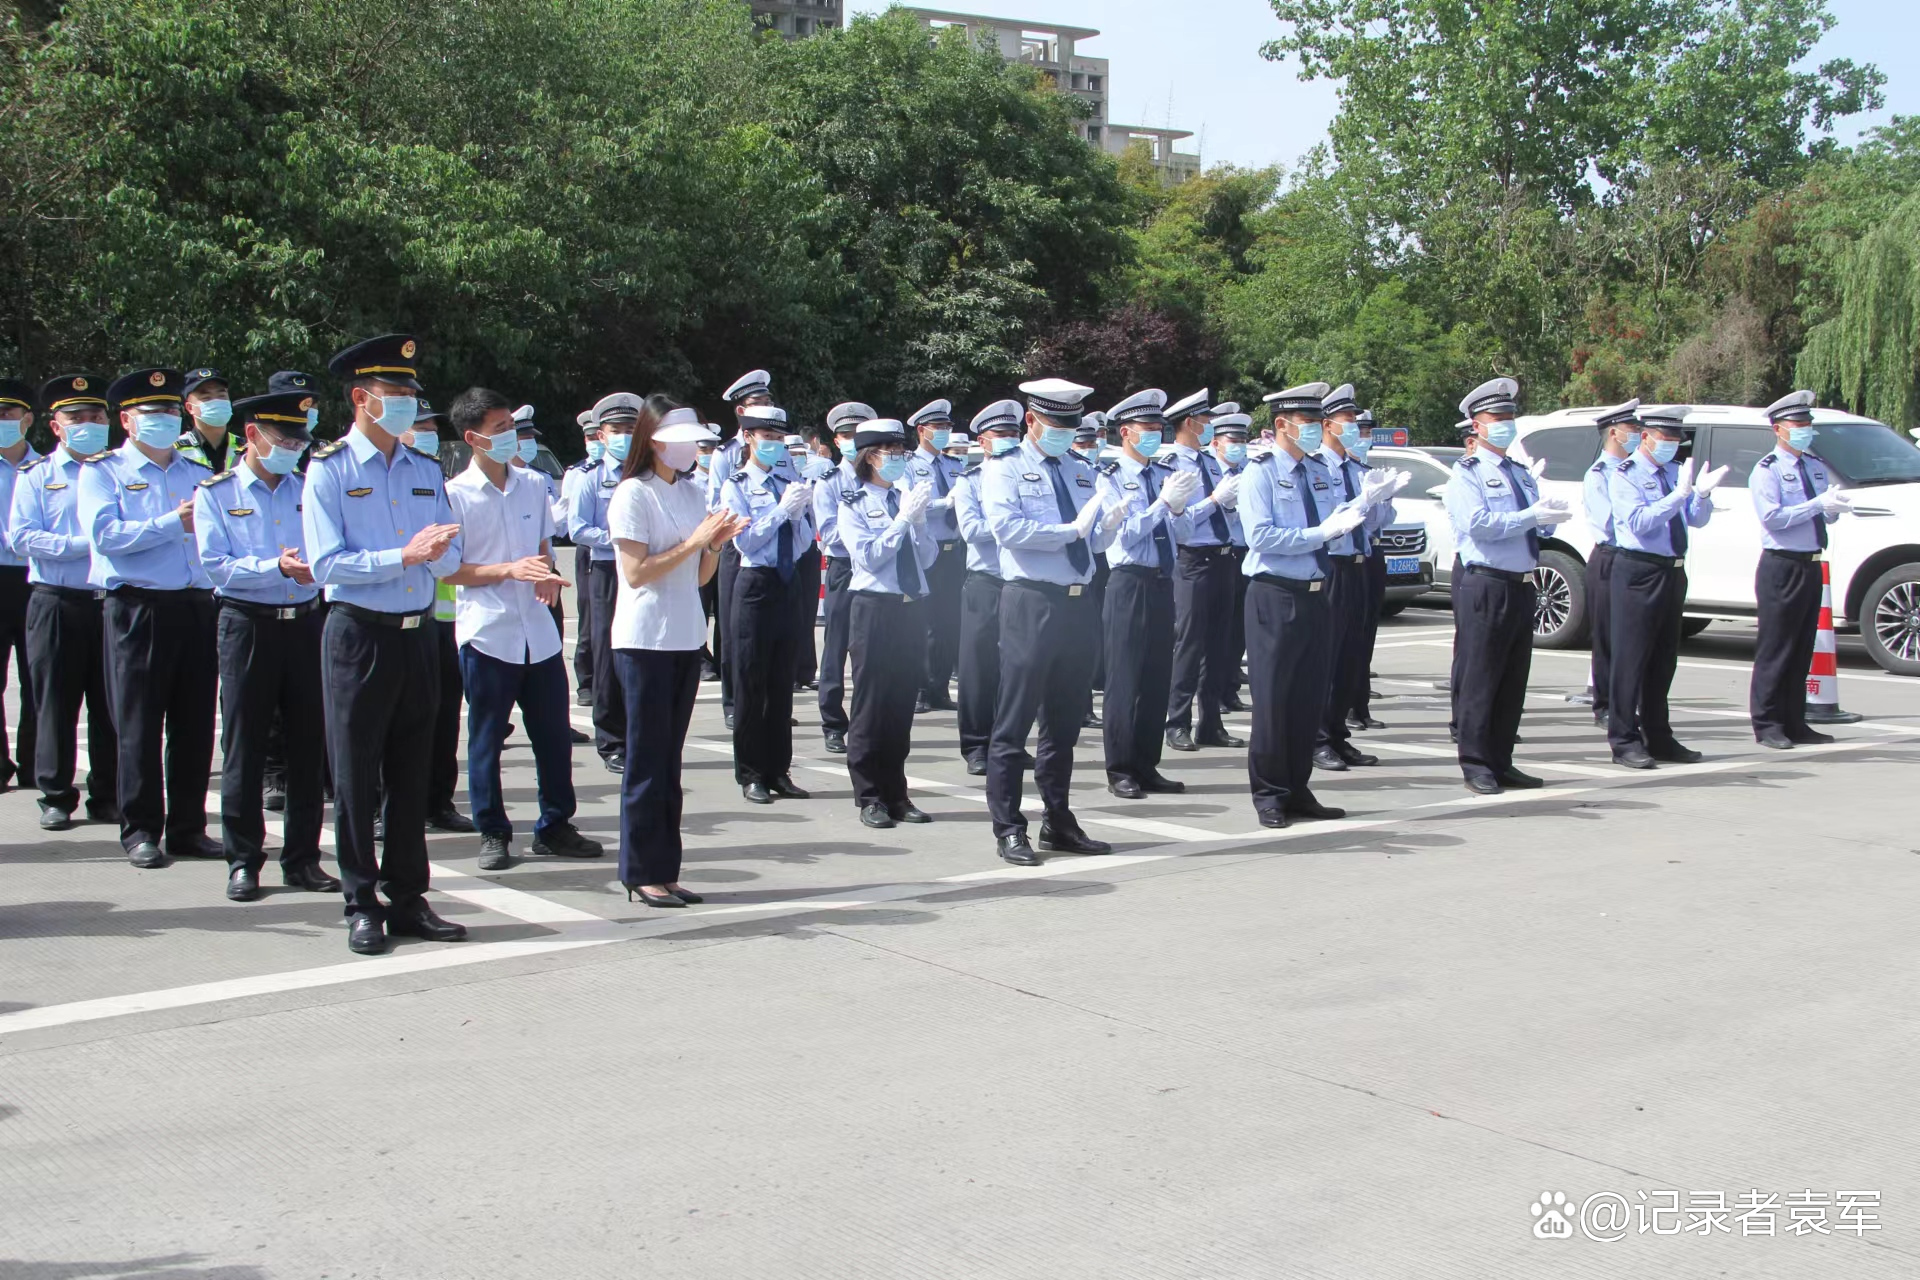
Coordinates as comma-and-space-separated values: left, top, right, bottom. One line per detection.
443, 388, 603, 871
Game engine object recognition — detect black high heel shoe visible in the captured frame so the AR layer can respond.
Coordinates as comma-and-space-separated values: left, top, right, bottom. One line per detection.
625, 884, 686, 908
668, 886, 704, 904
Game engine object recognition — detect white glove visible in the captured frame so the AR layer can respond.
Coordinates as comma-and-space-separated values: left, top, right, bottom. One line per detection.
927, 496, 955, 513
778, 482, 812, 521
1673, 457, 1698, 497
1161, 469, 1200, 515
1695, 464, 1730, 495
1358, 466, 1396, 505
1071, 495, 1104, 539
1528, 456, 1548, 483
1819, 489, 1852, 517
897, 483, 931, 526
1386, 469, 1413, 499
1099, 498, 1129, 537
1527, 498, 1574, 526
1212, 472, 1242, 510
1317, 505, 1366, 540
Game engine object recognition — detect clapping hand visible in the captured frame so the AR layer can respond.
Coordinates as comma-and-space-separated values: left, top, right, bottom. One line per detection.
1819, 489, 1853, 518
277, 547, 314, 585
1212, 471, 1242, 510
1071, 495, 1104, 539
1099, 497, 1129, 537
1318, 505, 1365, 540
1527, 456, 1548, 483
899, 483, 932, 525
1529, 498, 1575, 526
1695, 464, 1731, 495
777, 481, 812, 521
401, 522, 460, 567
1161, 469, 1200, 514
692, 508, 747, 552
1673, 457, 1698, 497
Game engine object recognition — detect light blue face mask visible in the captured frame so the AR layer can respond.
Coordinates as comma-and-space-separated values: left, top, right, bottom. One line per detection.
1620, 431, 1642, 455
988, 435, 1019, 457
63, 422, 107, 456
133, 412, 182, 448
1650, 438, 1680, 465
260, 441, 306, 475
1134, 430, 1163, 458
696, 451, 712, 470
0, 420, 22, 449
480, 430, 518, 463
1482, 418, 1518, 449
929, 429, 951, 451
1294, 423, 1325, 454
1198, 424, 1215, 446
754, 440, 789, 468
196, 399, 232, 430
1786, 425, 1815, 452
304, 407, 319, 430
370, 393, 417, 434
605, 432, 632, 462
1224, 443, 1247, 466
409, 430, 439, 454
515, 438, 538, 464
1346, 437, 1372, 463
877, 455, 908, 483
586, 439, 605, 463
1037, 426, 1075, 458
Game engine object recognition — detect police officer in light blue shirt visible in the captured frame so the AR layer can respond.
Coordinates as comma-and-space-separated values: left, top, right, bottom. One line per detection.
1604, 404, 1722, 768
1161, 389, 1242, 752
1574, 399, 1641, 722
1749, 389, 1850, 748
80, 368, 220, 871
0, 378, 39, 800
981, 378, 1121, 866
952, 399, 1023, 775
814, 401, 875, 754
707, 370, 779, 726
907, 399, 967, 711
1209, 410, 1255, 714
563, 409, 602, 703
11, 374, 116, 829
570, 392, 638, 771
306, 333, 465, 956
194, 390, 338, 904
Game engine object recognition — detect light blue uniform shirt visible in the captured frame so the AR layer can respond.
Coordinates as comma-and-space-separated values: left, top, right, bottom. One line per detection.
840, 480, 939, 596
0, 445, 42, 568
1445, 450, 1545, 573
194, 462, 318, 606
1583, 454, 1619, 545
80, 442, 213, 590
1218, 458, 1248, 548
567, 457, 623, 563
1751, 446, 1832, 552
722, 460, 816, 570
9, 447, 94, 588
908, 447, 965, 545
953, 465, 998, 575
1161, 442, 1231, 547
303, 428, 461, 612
1317, 446, 1387, 557
1609, 452, 1712, 558
1240, 449, 1339, 581
1096, 454, 1190, 570
814, 460, 857, 559
981, 438, 1117, 586
705, 437, 745, 512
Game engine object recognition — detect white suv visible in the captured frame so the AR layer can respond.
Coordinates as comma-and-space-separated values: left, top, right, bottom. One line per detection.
1501, 406, 1920, 675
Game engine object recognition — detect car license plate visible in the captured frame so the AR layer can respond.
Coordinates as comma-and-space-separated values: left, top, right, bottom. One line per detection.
1386, 556, 1420, 575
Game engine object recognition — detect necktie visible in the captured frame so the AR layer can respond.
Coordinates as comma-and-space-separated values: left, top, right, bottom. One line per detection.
931, 456, 950, 498
1340, 462, 1370, 556
1297, 465, 1333, 578
1500, 458, 1542, 558
1143, 467, 1174, 575
1044, 458, 1092, 575
769, 474, 794, 582
1796, 457, 1827, 549
887, 489, 924, 596
1197, 454, 1230, 543
1655, 468, 1687, 557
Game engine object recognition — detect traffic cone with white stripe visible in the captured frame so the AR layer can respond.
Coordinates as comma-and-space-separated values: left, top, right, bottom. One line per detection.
1806, 560, 1864, 724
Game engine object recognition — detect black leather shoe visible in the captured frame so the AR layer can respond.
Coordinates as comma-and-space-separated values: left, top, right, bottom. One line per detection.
604, 755, 626, 775
1757, 729, 1794, 749
669, 885, 704, 904
893, 803, 932, 824
1346, 715, 1388, 731
1165, 728, 1197, 752
531, 824, 603, 858
768, 775, 810, 800
914, 694, 933, 714
823, 729, 847, 754
263, 784, 286, 813
170, 833, 224, 859
1495, 769, 1545, 789
997, 834, 1042, 866
1257, 808, 1289, 829
743, 782, 772, 804
860, 802, 895, 828
625, 884, 685, 907
1567, 689, 1595, 706
38, 802, 72, 831
282, 862, 342, 893
1286, 794, 1346, 821
724, 712, 735, 730
1107, 777, 1146, 800
226, 866, 260, 901
387, 902, 467, 943
1463, 775, 1503, 795
1196, 731, 1245, 749
1083, 709, 1102, 728
1448, 726, 1459, 743
1788, 727, 1835, 745
1312, 745, 1349, 772
1037, 822, 1110, 855
925, 692, 956, 710
477, 835, 513, 872
1019, 751, 1037, 770
1136, 771, 1182, 794
1333, 743, 1378, 767
569, 726, 591, 744
1613, 747, 1656, 770
428, 806, 476, 834
964, 755, 987, 776
1221, 691, 1248, 712
575, 687, 594, 706
1594, 710, 1609, 727
372, 815, 385, 842
1651, 743, 1703, 764
348, 914, 387, 955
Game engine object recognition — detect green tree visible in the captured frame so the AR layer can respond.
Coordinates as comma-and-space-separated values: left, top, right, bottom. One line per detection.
1797, 188, 1920, 427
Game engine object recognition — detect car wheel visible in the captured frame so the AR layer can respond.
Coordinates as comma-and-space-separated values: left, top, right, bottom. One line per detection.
1379, 601, 1408, 618
1531, 550, 1588, 648
1862, 563, 1920, 677
1681, 616, 1713, 638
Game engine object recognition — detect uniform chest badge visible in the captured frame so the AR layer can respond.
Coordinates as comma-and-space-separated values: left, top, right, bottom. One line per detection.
411, 487, 434, 497
125, 482, 149, 491
346, 487, 373, 498
867, 509, 885, 519
44, 482, 67, 491
1023, 473, 1041, 482
1484, 477, 1504, 489
227, 507, 254, 517
1075, 477, 1091, 488
1783, 473, 1802, 488
1123, 482, 1139, 491
1311, 480, 1329, 492
1276, 479, 1295, 490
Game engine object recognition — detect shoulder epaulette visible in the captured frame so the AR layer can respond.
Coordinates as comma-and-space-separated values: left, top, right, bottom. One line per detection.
1253, 451, 1276, 466
840, 487, 865, 507
962, 462, 982, 476
1152, 454, 1177, 468
1459, 454, 1481, 468
78, 450, 112, 464
311, 438, 350, 460
405, 444, 438, 462
1098, 460, 1120, 476
19, 456, 46, 474
1614, 457, 1635, 472
728, 469, 749, 483
1589, 457, 1607, 472
1759, 454, 1776, 468
198, 468, 236, 490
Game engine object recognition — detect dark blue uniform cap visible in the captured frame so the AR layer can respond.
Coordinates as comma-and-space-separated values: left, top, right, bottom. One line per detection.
107, 367, 185, 410
327, 334, 422, 391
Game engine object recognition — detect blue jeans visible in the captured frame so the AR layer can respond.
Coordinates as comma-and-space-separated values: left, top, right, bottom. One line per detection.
459, 644, 575, 840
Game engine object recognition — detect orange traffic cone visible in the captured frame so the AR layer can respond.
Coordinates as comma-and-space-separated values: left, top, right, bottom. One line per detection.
1806, 560, 1864, 725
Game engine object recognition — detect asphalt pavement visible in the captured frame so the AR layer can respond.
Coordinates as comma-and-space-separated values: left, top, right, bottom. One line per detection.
3, 602, 1918, 1279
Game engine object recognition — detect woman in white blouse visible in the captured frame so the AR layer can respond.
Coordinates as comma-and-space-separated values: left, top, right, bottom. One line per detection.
608, 399, 746, 907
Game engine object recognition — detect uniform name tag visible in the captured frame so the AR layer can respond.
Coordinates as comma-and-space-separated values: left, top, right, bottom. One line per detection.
227, 508, 254, 517
867, 509, 885, 519
346, 487, 373, 498
1123, 482, 1139, 491
1075, 477, 1091, 488
1484, 477, 1504, 489
1023, 473, 1041, 482
412, 487, 434, 497
125, 482, 148, 491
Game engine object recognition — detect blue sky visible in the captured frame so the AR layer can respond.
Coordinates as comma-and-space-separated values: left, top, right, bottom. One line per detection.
846, 0, 1918, 172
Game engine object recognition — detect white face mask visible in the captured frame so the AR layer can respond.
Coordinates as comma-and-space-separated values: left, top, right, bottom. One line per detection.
656, 440, 700, 472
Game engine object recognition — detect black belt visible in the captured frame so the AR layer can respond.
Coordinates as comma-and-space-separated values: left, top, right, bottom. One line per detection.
1764, 548, 1824, 563
1179, 545, 1235, 560
1333, 553, 1367, 566
827, 554, 852, 565
1252, 572, 1325, 594
1616, 548, 1686, 569
1591, 542, 1617, 554
850, 589, 925, 604
333, 602, 431, 630
938, 541, 958, 552
109, 585, 213, 603
1111, 563, 1173, 581
965, 570, 1004, 586
34, 583, 104, 601
1463, 564, 1530, 583
220, 597, 322, 621
1006, 579, 1091, 599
